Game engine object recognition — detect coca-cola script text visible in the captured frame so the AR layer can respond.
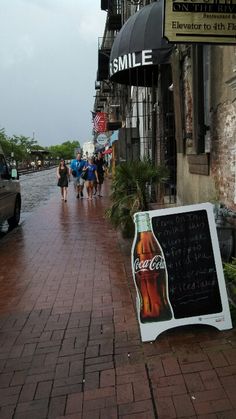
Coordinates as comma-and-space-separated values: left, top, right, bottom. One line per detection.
134, 255, 165, 274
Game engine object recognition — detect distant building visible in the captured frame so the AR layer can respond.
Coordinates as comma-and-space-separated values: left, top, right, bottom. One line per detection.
82, 141, 94, 158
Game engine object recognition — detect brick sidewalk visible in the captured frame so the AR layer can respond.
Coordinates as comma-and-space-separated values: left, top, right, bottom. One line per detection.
0, 181, 235, 419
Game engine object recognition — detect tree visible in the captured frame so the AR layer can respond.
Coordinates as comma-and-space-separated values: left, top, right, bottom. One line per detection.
0, 127, 81, 165
9, 135, 38, 163
46, 140, 80, 160
0, 129, 12, 156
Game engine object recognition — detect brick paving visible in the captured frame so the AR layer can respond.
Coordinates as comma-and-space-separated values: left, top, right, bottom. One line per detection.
0, 180, 235, 419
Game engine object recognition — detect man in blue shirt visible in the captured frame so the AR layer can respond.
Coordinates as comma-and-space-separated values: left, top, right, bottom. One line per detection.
70, 152, 86, 198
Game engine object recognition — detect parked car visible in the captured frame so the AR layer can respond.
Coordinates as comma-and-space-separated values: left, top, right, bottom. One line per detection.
0, 145, 21, 228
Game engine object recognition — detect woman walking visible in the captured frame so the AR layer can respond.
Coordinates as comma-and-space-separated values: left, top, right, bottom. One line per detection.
94, 152, 106, 197
57, 159, 69, 202
84, 156, 99, 200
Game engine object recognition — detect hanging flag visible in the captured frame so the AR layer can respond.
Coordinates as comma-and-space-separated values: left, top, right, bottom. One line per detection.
91, 111, 96, 121
93, 112, 107, 133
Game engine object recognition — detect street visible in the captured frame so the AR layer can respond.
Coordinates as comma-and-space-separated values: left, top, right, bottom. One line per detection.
20, 168, 58, 221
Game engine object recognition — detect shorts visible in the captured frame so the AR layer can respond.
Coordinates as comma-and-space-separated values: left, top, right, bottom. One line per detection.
74, 176, 84, 187
98, 173, 104, 184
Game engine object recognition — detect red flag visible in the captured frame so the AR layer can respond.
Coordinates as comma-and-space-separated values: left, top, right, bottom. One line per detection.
93, 112, 107, 133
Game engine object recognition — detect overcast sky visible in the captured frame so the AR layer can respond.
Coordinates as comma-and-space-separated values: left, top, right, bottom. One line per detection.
0, 0, 106, 147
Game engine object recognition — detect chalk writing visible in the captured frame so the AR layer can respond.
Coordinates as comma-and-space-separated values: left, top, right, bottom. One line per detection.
152, 210, 222, 318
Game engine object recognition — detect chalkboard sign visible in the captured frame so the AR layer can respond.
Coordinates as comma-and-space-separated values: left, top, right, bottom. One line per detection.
131, 203, 232, 342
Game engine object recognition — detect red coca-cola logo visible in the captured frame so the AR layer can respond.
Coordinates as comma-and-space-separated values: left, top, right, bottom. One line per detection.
134, 255, 165, 274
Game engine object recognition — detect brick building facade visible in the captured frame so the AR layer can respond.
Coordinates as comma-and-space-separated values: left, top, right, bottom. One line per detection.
95, 1, 236, 233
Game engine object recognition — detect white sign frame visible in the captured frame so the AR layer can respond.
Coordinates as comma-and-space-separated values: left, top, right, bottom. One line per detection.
131, 203, 232, 342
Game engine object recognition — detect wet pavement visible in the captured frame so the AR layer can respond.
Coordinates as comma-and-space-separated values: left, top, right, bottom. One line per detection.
20, 168, 58, 221
0, 168, 57, 235
0, 178, 235, 419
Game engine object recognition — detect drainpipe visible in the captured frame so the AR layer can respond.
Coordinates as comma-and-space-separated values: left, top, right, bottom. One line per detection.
151, 70, 157, 165
136, 85, 140, 158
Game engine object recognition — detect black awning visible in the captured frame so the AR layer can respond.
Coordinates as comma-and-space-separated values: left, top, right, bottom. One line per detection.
109, 1, 173, 86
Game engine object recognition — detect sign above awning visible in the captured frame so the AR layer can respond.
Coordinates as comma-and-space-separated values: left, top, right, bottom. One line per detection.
164, 0, 236, 44
109, 1, 173, 86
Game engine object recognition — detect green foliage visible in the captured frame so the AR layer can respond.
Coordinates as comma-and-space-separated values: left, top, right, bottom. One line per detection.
223, 258, 236, 326
0, 128, 11, 155
46, 140, 80, 159
224, 258, 236, 282
106, 159, 168, 238
0, 127, 80, 164
0, 129, 39, 162
10, 135, 37, 162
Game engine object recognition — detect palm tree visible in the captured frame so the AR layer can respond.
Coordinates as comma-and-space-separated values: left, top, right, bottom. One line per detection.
106, 159, 168, 238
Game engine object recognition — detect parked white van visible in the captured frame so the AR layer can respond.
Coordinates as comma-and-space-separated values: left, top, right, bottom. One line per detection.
0, 145, 21, 228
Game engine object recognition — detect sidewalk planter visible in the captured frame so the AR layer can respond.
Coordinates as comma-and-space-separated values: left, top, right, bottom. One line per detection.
106, 160, 168, 238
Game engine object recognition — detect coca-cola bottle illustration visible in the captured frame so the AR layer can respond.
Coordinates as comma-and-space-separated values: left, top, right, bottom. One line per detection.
132, 212, 173, 323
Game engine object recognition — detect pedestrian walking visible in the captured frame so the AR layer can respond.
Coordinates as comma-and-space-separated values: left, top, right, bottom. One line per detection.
31, 161, 36, 170
84, 156, 99, 200
57, 159, 70, 202
70, 152, 86, 199
94, 152, 106, 197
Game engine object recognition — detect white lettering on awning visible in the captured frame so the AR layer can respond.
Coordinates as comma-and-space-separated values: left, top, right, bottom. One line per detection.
118, 55, 128, 70
142, 50, 153, 65
132, 52, 141, 68
110, 49, 153, 76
